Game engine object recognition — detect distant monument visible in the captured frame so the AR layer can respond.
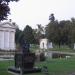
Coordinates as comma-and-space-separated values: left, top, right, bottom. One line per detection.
8, 40, 41, 74
74, 43, 75, 49
49, 13, 55, 22
40, 38, 53, 49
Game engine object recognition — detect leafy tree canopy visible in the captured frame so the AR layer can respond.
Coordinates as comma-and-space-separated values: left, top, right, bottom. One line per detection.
0, 0, 19, 21
23, 25, 36, 44
46, 14, 75, 48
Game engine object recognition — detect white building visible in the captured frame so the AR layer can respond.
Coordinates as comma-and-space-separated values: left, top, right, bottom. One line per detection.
74, 43, 75, 49
0, 22, 17, 50
40, 38, 53, 49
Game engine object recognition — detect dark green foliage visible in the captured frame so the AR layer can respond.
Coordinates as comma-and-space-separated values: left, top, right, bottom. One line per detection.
46, 16, 75, 47
15, 25, 36, 47
0, 0, 19, 21
33, 24, 45, 44
0, 0, 18, 3
0, 3, 10, 21
46, 20, 59, 43
15, 27, 22, 44
23, 25, 36, 44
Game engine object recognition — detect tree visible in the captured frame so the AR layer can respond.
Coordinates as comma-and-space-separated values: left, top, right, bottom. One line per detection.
0, 0, 19, 21
37, 24, 45, 38
23, 25, 36, 44
58, 20, 71, 45
46, 19, 71, 47
34, 24, 45, 44
70, 18, 75, 43
45, 20, 59, 44
15, 27, 23, 49
46, 14, 75, 48
15, 27, 22, 44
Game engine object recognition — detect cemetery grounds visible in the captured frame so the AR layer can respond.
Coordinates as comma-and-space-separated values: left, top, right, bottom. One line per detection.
0, 46, 75, 75
1, 56, 75, 75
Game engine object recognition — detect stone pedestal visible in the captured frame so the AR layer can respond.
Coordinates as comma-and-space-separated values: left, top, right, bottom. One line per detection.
15, 53, 35, 69
8, 52, 41, 74
8, 40, 41, 74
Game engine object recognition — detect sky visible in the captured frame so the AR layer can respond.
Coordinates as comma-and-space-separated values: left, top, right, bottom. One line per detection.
8, 0, 75, 30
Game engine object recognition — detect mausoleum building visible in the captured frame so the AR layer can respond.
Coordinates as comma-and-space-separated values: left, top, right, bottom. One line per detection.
0, 22, 17, 50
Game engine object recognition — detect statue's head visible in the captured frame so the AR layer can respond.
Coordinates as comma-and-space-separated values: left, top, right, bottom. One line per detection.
51, 13, 54, 16
49, 13, 55, 21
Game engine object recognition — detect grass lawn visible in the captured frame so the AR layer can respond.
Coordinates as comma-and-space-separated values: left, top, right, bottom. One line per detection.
30, 44, 75, 52
36, 58, 75, 75
1, 57, 75, 75
0, 60, 14, 75
48, 47, 75, 52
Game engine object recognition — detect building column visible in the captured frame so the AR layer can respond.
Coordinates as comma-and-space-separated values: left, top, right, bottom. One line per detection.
0, 30, 4, 49
4, 31, 10, 50
9, 31, 15, 50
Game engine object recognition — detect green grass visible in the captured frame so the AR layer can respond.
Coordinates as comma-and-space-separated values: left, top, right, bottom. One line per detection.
30, 44, 75, 53
27, 58, 75, 75
48, 46, 74, 52
1, 58, 75, 75
0, 60, 14, 75
27, 57, 75, 75
46, 45, 75, 52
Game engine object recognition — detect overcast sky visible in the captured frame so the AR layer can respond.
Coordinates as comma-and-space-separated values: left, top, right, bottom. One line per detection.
8, 0, 75, 30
